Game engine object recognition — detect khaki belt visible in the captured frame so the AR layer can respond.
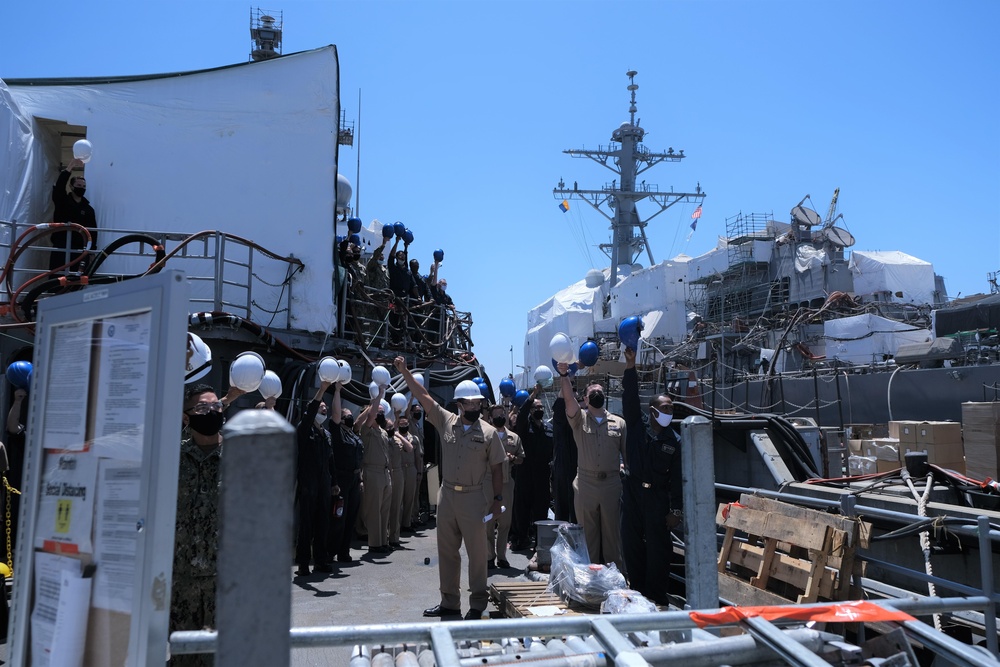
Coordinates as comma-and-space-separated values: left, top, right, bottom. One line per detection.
577, 468, 615, 480
443, 481, 482, 492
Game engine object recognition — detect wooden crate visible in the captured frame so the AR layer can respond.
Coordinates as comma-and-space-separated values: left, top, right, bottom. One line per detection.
717, 494, 868, 606
488, 581, 588, 618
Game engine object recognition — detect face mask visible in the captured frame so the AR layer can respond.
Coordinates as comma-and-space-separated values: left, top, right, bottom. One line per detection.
188, 411, 225, 437
652, 410, 673, 428
375, 413, 386, 427
411, 411, 422, 421
73, 187, 86, 197
588, 392, 605, 409
532, 409, 544, 420
399, 426, 409, 434
314, 413, 326, 427
491, 416, 506, 428
343, 416, 355, 428
462, 408, 481, 423
386, 426, 396, 437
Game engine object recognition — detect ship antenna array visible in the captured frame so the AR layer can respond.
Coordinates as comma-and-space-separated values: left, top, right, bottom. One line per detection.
553, 70, 707, 288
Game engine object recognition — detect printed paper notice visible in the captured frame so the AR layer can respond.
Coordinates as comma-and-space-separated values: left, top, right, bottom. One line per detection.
92, 460, 141, 612
90, 312, 151, 461
34, 451, 98, 554
41, 320, 93, 451
31, 552, 91, 667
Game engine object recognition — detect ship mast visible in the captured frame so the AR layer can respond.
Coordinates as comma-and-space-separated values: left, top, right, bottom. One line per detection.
554, 70, 706, 288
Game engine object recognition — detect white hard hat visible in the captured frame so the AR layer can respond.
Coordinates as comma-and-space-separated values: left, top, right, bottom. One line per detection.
368, 381, 380, 399
454, 379, 483, 401
185, 333, 212, 383
230, 351, 266, 392
379, 399, 392, 419
549, 333, 575, 364
318, 357, 342, 383
372, 365, 391, 387
337, 359, 353, 384
412, 372, 425, 388
258, 370, 282, 399
390, 393, 408, 413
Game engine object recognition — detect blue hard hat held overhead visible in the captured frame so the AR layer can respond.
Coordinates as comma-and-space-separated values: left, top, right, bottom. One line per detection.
336, 235, 346, 245
393, 221, 406, 238
6, 361, 32, 390
477, 381, 490, 399
433, 248, 445, 263
349, 233, 361, 246
552, 358, 579, 377
403, 228, 414, 245
347, 217, 363, 234
498, 377, 516, 398
471, 376, 484, 385
579, 341, 600, 367
512, 389, 530, 408
618, 316, 644, 351
382, 224, 394, 239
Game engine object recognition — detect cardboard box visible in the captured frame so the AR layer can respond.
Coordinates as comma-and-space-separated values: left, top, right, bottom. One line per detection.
876, 459, 900, 473
888, 420, 919, 443
914, 421, 962, 445
900, 441, 965, 465
964, 443, 1000, 477
963, 425, 1000, 448
962, 401, 1000, 427
862, 438, 900, 462
848, 439, 864, 456
848, 455, 876, 476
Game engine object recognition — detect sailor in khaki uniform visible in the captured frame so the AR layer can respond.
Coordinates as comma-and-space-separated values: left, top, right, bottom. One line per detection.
394, 357, 506, 620
358, 387, 393, 554
486, 403, 523, 569
557, 361, 627, 571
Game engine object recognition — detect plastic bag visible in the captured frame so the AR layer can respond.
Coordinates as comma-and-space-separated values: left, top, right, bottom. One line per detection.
547, 524, 626, 609
601, 589, 657, 614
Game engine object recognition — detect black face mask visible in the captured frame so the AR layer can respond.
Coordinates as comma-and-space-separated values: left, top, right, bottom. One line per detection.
462, 408, 481, 423
73, 187, 86, 197
188, 411, 225, 436
343, 416, 355, 428
375, 413, 386, 427
491, 416, 506, 428
588, 392, 605, 409
411, 411, 422, 421
532, 409, 544, 420
399, 426, 409, 434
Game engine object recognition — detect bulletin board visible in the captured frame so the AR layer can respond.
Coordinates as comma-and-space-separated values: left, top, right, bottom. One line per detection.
7, 271, 189, 667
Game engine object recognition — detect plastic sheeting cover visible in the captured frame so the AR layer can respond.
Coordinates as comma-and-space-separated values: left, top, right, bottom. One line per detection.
848, 250, 936, 306
824, 313, 931, 365
2, 46, 340, 333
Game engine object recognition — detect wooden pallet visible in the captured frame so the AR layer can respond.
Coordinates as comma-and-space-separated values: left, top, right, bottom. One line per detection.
488, 581, 590, 618
717, 494, 868, 606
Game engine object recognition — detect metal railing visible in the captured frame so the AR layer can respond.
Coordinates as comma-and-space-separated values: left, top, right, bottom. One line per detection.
0, 220, 302, 329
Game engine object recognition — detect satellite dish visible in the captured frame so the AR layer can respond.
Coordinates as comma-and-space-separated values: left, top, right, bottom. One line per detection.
791, 205, 822, 227
824, 226, 855, 248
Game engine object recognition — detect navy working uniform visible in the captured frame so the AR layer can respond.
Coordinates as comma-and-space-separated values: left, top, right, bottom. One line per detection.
620, 365, 682, 605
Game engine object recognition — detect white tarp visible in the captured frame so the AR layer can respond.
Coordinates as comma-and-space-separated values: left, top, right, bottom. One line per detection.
824, 313, 932, 365
524, 275, 605, 374
1, 46, 340, 333
848, 250, 936, 306
610, 259, 689, 343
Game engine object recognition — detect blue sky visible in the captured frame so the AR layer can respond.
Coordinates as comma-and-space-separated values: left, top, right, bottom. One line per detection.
5, 0, 999, 389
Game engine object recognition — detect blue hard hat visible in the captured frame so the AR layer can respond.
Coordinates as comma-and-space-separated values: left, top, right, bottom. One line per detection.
347, 217, 363, 234
336, 235, 346, 245
349, 233, 361, 246
477, 381, 490, 398
382, 224, 394, 239
579, 341, 600, 367
403, 228, 414, 245
6, 361, 32, 390
498, 377, 516, 398
512, 389, 530, 408
551, 358, 579, 377
393, 221, 406, 238
472, 376, 484, 385
618, 316, 643, 351
433, 248, 445, 263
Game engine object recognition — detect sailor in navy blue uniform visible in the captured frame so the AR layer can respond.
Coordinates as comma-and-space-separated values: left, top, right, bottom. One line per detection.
620, 346, 682, 606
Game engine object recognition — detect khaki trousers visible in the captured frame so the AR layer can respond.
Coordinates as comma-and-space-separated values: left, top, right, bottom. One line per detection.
487, 478, 515, 561
436, 486, 489, 610
401, 464, 418, 528
388, 467, 404, 543
363, 464, 392, 547
572, 473, 623, 571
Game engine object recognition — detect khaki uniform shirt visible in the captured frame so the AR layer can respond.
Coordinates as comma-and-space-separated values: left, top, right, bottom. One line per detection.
425, 403, 506, 488
566, 409, 627, 475
360, 423, 391, 471
495, 429, 525, 483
